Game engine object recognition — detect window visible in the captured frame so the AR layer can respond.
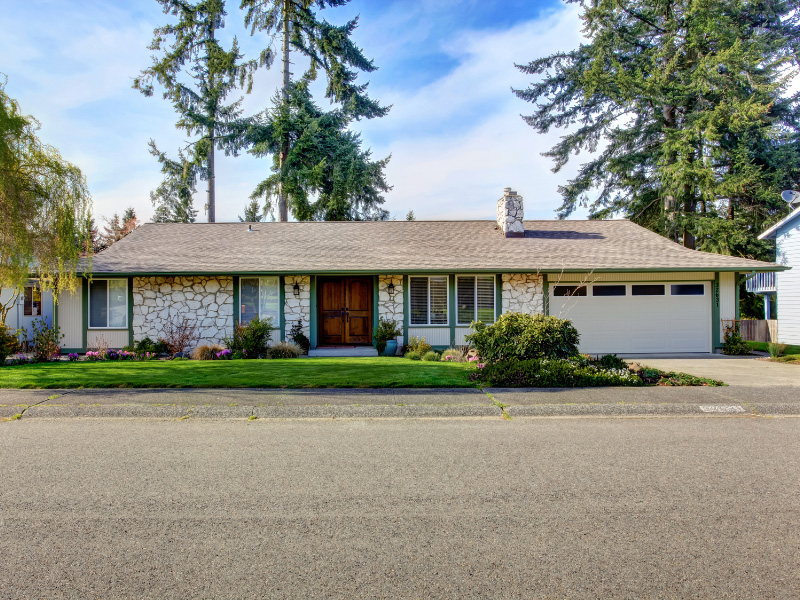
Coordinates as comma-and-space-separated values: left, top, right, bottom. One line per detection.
632, 284, 665, 296
456, 275, 495, 324
671, 283, 705, 296
592, 285, 626, 297
23, 285, 41, 316
240, 277, 280, 326
553, 285, 587, 297
240, 277, 280, 325
409, 276, 448, 325
89, 279, 128, 328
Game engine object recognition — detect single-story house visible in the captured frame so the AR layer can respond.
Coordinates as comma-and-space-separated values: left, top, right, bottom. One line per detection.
2, 188, 787, 354
757, 203, 800, 344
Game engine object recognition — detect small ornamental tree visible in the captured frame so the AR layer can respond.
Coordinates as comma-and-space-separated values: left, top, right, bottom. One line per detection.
0, 76, 91, 322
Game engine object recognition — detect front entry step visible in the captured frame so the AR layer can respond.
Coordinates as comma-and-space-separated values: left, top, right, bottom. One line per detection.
308, 347, 379, 358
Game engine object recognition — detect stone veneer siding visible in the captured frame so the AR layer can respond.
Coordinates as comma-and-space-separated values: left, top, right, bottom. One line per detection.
132, 276, 233, 347
501, 273, 544, 315
378, 274, 404, 354
284, 275, 311, 339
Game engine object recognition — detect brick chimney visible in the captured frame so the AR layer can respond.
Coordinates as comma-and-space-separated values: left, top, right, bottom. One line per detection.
497, 187, 524, 237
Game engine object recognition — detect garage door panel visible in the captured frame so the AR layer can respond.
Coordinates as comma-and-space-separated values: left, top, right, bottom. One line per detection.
550, 282, 711, 354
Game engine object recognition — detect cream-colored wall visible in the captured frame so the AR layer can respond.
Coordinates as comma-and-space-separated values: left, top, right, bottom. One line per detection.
719, 272, 737, 340
86, 330, 130, 350
454, 327, 473, 346
407, 327, 451, 346
58, 287, 83, 349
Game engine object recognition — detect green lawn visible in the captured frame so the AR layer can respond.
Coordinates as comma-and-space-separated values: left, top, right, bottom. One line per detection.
0, 357, 476, 389
747, 341, 800, 355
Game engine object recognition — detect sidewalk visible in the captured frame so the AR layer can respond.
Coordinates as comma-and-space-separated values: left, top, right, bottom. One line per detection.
2, 385, 799, 420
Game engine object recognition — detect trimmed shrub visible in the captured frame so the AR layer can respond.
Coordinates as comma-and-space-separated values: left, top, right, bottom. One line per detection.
465, 312, 580, 364
223, 316, 275, 359
0, 326, 21, 366
473, 358, 642, 387
407, 336, 432, 356
268, 341, 303, 359
422, 350, 441, 361
29, 318, 63, 362
722, 325, 750, 355
405, 351, 422, 361
191, 344, 224, 360
289, 321, 311, 355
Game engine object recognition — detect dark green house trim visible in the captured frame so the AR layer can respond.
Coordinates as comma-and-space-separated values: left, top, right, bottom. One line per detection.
232, 276, 240, 329
372, 275, 379, 347
402, 275, 409, 347
448, 274, 456, 346
309, 276, 317, 349
542, 274, 549, 316
127, 277, 134, 346
81, 277, 88, 351
495, 274, 502, 320
712, 272, 721, 350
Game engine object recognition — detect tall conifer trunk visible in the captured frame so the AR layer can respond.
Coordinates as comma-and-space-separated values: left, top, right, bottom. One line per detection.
278, 0, 291, 222
207, 127, 215, 222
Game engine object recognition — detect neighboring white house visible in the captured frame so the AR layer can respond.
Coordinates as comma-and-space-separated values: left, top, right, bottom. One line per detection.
758, 205, 800, 345
2, 189, 788, 355
0, 283, 55, 342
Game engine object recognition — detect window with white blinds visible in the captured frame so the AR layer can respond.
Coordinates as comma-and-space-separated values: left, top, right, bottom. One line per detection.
456, 275, 495, 325
409, 276, 448, 325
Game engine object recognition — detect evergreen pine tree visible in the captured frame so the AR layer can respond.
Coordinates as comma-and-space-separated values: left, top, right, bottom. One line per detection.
515, 0, 800, 256
241, 0, 390, 221
238, 198, 265, 222
149, 144, 199, 223
134, 0, 254, 222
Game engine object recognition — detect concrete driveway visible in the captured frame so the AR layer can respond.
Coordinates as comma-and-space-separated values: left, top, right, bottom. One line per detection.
624, 353, 799, 387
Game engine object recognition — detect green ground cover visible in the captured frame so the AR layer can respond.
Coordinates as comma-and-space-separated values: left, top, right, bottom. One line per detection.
0, 357, 475, 389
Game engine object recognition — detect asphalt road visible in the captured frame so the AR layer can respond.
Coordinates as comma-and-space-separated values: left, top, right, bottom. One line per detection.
2, 416, 799, 599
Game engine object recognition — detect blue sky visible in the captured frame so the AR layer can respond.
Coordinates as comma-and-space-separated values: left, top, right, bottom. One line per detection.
0, 0, 587, 223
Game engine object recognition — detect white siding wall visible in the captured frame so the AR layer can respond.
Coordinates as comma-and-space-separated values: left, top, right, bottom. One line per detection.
454, 327, 473, 346
87, 330, 130, 350
59, 287, 83, 349
777, 220, 800, 344
407, 327, 450, 346
719, 272, 737, 341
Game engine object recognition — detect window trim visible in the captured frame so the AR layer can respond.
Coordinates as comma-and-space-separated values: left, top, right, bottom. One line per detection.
409, 275, 449, 326
239, 276, 281, 325
552, 285, 587, 297
631, 284, 666, 296
591, 284, 627, 297
455, 274, 496, 325
23, 283, 42, 317
88, 278, 129, 330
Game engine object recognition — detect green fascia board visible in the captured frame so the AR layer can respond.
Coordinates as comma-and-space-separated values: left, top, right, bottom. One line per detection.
309, 276, 317, 349
542, 274, 549, 316
60, 347, 85, 354
232, 276, 240, 329
76, 265, 790, 277
278, 276, 285, 341
495, 274, 502, 320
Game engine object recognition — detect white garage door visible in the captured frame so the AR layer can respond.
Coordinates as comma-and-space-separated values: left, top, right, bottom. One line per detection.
549, 281, 712, 354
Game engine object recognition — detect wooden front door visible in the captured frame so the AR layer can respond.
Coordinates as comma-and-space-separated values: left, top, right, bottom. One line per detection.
318, 277, 373, 345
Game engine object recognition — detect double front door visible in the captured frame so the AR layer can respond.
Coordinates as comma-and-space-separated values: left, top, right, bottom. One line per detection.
318, 277, 372, 345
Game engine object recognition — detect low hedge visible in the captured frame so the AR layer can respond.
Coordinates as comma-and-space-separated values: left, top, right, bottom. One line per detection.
472, 358, 643, 387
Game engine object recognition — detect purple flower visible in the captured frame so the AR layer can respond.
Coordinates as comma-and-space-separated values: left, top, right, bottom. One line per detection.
67, 353, 79, 362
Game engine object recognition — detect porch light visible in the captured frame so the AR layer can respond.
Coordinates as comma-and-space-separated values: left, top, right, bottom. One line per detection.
387, 282, 396, 297
293, 282, 300, 297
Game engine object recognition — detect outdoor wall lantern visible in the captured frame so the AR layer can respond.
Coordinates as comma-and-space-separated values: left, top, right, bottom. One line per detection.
293, 282, 301, 297
387, 282, 396, 297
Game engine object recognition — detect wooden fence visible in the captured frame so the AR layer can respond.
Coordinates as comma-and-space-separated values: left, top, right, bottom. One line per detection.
739, 319, 778, 343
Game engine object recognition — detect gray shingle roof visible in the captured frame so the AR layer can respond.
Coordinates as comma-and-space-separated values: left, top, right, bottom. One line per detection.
85, 220, 785, 274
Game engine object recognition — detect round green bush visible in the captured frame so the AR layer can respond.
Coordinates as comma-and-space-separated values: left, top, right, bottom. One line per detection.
422, 351, 441, 361
405, 351, 422, 361
465, 312, 580, 364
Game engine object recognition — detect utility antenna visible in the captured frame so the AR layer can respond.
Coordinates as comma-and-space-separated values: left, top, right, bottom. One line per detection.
781, 190, 800, 208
